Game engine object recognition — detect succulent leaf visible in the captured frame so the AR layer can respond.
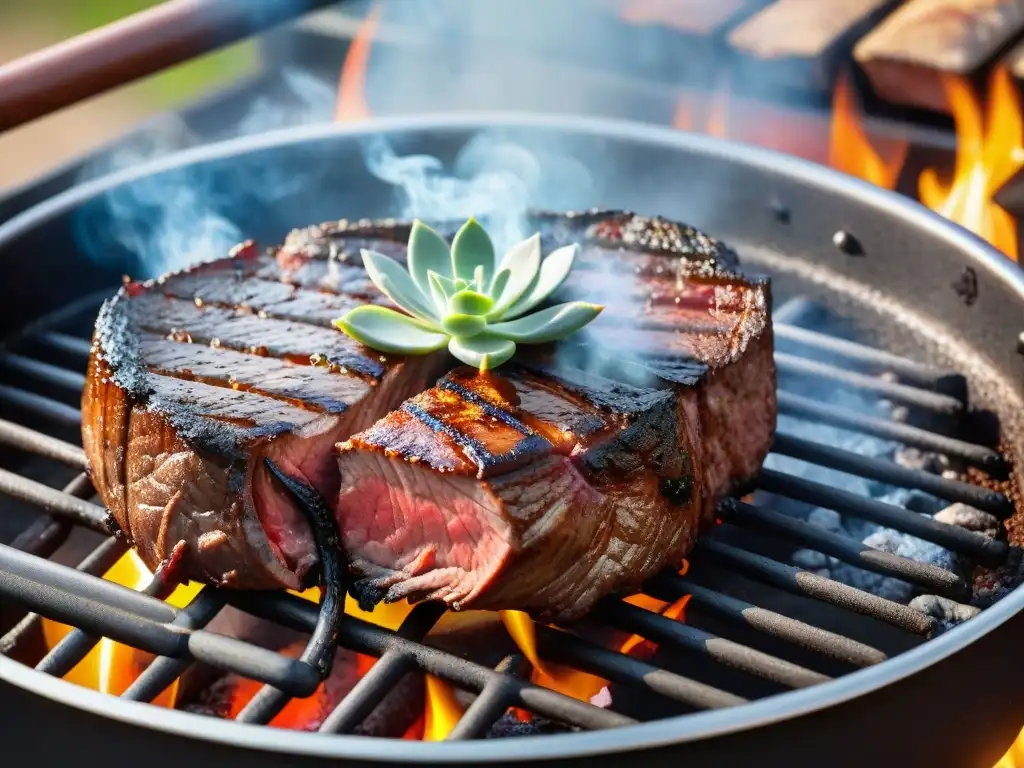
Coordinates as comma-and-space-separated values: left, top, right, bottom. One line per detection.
360, 249, 439, 325
334, 220, 598, 371
428, 271, 451, 316
490, 268, 511, 299
448, 289, 495, 316
448, 335, 517, 371
408, 220, 452, 294
441, 313, 488, 338
488, 302, 604, 343
333, 306, 449, 354
489, 234, 542, 318
450, 217, 495, 285
503, 244, 578, 319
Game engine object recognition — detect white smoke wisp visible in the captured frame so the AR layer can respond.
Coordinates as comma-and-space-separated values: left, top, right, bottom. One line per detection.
74, 69, 337, 279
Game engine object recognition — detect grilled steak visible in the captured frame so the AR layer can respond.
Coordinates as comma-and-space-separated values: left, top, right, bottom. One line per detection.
82, 211, 774, 616
83, 237, 447, 590
336, 365, 693, 619
332, 212, 774, 619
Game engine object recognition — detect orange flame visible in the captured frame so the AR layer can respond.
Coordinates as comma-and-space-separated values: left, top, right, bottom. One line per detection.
919, 67, 1023, 261
423, 675, 466, 740
503, 561, 691, 707
996, 727, 1024, 767
673, 86, 728, 138
829, 72, 906, 190
40, 550, 202, 705
334, 6, 379, 123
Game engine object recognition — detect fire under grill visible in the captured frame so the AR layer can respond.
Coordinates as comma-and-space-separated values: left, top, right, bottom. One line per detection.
1, 279, 1019, 750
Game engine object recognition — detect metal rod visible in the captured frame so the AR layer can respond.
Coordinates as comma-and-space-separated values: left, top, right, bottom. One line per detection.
121, 591, 226, 703
696, 540, 937, 636
0, 536, 125, 659
9, 474, 92, 556
228, 592, 636, 730
722, 499, 969, 599
773, 324, 962, 392
447, 677, 516, 741
535, 625, 748, 710
320, 603, 447, 734
34, 332, 94, 362
646, 573, 887, 668
0, 354, 87, 393
775, 353, 964, 414
0, 468, 108, 531
777, 391, 1005, 471
758, 469, 1009, 566
35, 545, 185, 678
597, 601, 831, 688
0, 418, 87, 469
0, 0, 344, 132
0, 385, 82, 427
771, 432, 1013, 517
318, 650, 417, 734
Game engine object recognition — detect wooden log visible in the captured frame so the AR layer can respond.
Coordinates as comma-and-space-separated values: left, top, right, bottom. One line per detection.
854, 0, 1024, 113
727, 0, 904, 94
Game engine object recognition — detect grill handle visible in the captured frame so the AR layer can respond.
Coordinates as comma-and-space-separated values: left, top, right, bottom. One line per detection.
0, 0, 344, 133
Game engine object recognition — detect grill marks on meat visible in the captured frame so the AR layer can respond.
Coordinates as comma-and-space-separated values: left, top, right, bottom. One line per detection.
335, 365, 693, 620
330, 211, 773, 618
83, 247, 446, 589
83, 209, 774, 619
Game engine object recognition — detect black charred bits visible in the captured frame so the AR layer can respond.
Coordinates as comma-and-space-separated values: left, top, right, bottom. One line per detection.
659, 475, 693, 506
952, 266, 979, 306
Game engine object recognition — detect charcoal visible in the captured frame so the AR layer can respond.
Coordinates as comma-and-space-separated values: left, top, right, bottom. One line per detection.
909, 594, 981, 634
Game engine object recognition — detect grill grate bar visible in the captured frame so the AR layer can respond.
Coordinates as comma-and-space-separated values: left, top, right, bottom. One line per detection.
121, 590, 226, 703
0, 353, 88, 393
775, 353, 964, 414
446, 656, 525, 741
596, 600, 831, 688
759, 469, 1009, 566
231, 592, 639, 730
10, 473, 91, 557
317, 650, 416, 734
696, 539, 937, 636
777, 391, 1005, 472
0, 468, 107, 531
646, 573, 887, 668
771, 432, 1012, 516
535, 624, 749, 710
35, 545, 182, 678
0, 418, 87, 469
773, 323, 962, 393
722, 499, 969, 598
0, 384, 82, 427
34, 332, 94, 361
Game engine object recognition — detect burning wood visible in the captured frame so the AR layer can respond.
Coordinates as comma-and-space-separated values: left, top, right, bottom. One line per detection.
918, 67, 1023, 260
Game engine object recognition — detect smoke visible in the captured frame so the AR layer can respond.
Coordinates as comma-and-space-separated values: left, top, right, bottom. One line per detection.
74, 69, 336, 278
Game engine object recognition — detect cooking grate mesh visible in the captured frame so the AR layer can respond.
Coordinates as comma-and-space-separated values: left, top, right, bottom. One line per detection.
0, 291, 1016, 740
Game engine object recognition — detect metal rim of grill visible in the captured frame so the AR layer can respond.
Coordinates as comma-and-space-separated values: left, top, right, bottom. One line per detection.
1, 115, 1023, 763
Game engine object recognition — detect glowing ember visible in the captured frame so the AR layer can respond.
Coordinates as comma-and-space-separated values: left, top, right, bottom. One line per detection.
423, 674, 466, 741
829, 72, 906, 190
40, 550, 202, 705
919, 67, 1023, 261
334, 5, 379, 122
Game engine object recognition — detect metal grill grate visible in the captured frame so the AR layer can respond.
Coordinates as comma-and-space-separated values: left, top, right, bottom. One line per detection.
0, 292, 1016, 740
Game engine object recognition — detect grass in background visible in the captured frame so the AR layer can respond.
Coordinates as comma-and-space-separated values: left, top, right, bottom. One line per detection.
1, 0, 258, 108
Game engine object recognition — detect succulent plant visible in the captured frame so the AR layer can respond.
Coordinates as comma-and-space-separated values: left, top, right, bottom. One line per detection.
333, 218, 603, 370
